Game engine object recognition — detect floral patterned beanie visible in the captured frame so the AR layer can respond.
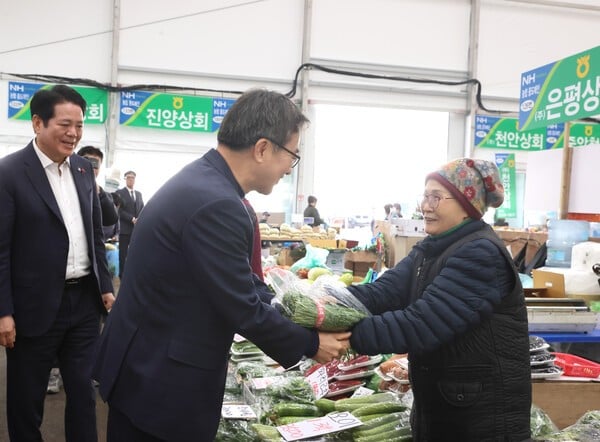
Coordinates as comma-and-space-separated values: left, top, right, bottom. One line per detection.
426, 158, 505, 219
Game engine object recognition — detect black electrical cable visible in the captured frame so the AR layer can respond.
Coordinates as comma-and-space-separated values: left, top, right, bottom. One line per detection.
283, 62, 504, 114
4, 67, 599, 122
6, 73, 245, 96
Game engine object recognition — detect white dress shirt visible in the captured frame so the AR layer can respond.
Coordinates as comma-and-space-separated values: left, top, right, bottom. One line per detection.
33, 140, 91, 279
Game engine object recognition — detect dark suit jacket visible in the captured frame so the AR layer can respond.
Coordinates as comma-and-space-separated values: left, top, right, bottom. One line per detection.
115, 187, 144, 236
93, 149, 318, 441
98, 187, 118, 227
0, 142, 113, 336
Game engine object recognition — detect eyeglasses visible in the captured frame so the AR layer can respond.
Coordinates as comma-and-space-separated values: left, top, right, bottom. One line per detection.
265, 138, 301, 168
421, 194, 455, 210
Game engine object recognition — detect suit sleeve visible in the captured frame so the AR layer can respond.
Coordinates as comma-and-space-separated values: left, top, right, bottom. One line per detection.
182, 198, 318, 368
99, 188, 118, 226
89, 172, 113, 295
0, 163, 15, 316
349, 240, 512, 356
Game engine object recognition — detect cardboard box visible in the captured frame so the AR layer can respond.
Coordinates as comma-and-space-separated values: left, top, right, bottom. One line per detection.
306, 239, 348, 249
326, 249, 347, 274
532, 269, 565, 298
344, 250, 378, 277
532, 380, 600, 429
307, 239, 337, 249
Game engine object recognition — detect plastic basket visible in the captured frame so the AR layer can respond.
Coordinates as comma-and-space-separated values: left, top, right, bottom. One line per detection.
552, 352, 600, 378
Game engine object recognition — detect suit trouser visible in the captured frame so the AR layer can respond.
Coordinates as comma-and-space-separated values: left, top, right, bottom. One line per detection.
118, 234, 131, 279
6, 276, 101, 442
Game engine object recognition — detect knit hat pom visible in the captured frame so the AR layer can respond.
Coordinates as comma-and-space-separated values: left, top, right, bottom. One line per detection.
426, 158, 504, 219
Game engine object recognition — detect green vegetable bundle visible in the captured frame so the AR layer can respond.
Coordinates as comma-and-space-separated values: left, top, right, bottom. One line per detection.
280, 291, 368, 331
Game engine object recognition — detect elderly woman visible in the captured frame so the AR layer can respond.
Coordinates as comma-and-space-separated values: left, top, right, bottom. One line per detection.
348, 158, 531, 441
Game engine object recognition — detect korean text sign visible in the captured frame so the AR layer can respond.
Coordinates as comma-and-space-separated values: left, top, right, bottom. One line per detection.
475, 115, 600, 150
519, 45, 600, 131
119, 90, 234, 132
8, 81, 108, 124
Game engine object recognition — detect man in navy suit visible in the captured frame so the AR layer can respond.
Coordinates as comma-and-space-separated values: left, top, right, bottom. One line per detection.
0, 85, 115, 441
93, 89, 351, 441
115, 170, 144, 279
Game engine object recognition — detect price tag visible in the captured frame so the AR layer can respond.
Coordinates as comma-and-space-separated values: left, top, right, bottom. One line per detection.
221, 404, 257, 420
277, 411, 363, 441
305, 365, 329, 399
250, 376, 281, 390
351, 386, 375, 398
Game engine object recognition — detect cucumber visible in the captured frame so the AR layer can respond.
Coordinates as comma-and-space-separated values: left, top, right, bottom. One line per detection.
354, 426, 412, 442
358, 413, 388, 422
353, 412, 407, 431
251, 423, 281, 440
314, 398, 336, 413
354, 421, 411, 438
334, 392, 398, 412
276, 416, 316, 425
352, 402, 408, 417
272, 402, 321, 418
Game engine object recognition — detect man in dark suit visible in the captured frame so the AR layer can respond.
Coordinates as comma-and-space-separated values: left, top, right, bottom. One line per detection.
0, 85, 115, 442
77, 145, 119, 228
115, 170, 144, 279
93, 89, 351, 441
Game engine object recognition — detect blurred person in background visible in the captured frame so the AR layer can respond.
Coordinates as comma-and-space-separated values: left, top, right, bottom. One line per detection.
115, 170, 144, 279
303, 195, 325, 227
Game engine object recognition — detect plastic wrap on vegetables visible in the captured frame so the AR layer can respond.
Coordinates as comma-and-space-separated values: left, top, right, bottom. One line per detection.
530, 403, 559, 439
266, 268, 371, 332
543, 410, 600, 441
214, 418, 257, 442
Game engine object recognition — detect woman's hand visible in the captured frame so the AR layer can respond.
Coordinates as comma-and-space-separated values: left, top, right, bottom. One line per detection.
313, 331, 351, 363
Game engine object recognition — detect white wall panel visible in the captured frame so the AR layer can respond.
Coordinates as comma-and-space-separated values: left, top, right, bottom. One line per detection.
478, 0, 600, 101
0, 0, 113, 79
310, 0, 471, 71
119, 0, 305, 81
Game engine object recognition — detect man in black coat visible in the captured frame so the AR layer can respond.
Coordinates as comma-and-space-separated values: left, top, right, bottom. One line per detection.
115, 170, 144, 278
0, 85, 115, 441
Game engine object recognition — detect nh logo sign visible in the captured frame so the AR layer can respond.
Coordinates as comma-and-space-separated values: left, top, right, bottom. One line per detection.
521, 73, 536, 86
9, 83, 25, 92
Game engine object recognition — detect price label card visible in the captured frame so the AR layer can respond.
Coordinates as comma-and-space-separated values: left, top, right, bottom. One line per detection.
277, 411, 363, 441
305, 365, 329, 399
221, 404, 257, 420
250, 376, 281, 390
351, 386, 375, 398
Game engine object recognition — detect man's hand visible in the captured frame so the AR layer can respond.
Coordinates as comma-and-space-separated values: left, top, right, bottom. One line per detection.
102, 292, 116, 312
0, 315, 16, 349
313, 331, 351, 363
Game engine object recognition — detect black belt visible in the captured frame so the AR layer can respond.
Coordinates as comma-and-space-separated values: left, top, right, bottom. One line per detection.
64, 275, 90, 287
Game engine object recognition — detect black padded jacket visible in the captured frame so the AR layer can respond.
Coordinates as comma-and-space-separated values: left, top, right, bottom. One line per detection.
348, 220, 531, 441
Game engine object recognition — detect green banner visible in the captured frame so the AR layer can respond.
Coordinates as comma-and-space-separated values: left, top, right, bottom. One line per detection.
120, 91, 214, 132
568, 123, 600, 148
519, 45, 600, 131
476, 114, 600, 150
495, 153, 516, 219
475, 115, 546, 150
8, 81, 108, 123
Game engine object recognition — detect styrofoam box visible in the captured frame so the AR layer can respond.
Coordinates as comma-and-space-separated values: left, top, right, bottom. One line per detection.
536, 267, 600, 296
571, 241, 600, 272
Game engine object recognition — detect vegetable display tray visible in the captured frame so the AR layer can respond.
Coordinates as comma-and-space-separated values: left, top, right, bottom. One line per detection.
552, 352, 600, 378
